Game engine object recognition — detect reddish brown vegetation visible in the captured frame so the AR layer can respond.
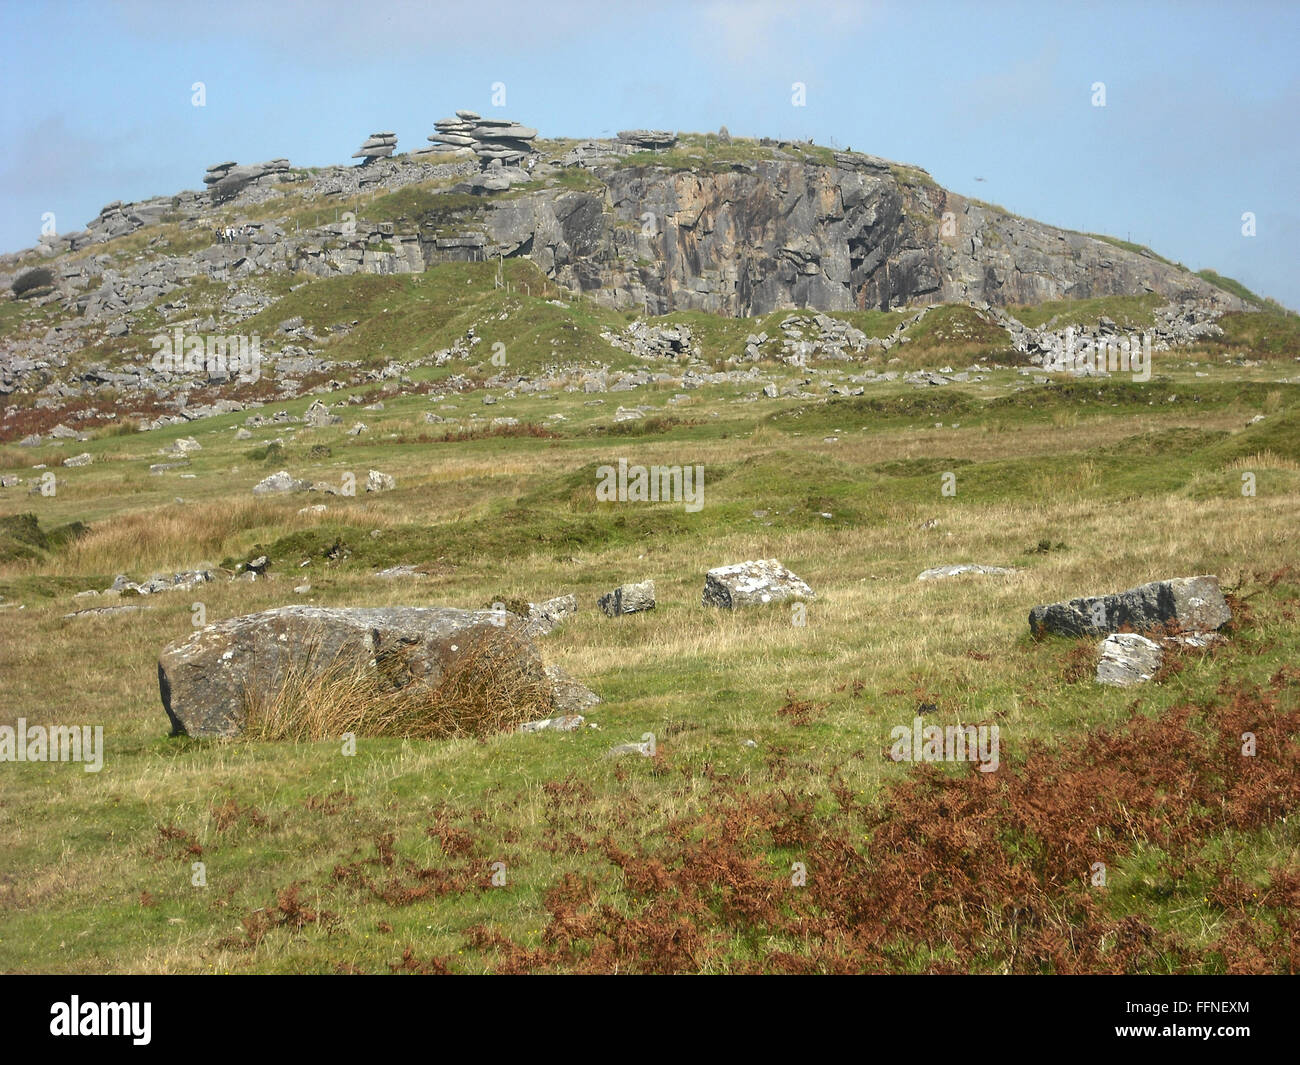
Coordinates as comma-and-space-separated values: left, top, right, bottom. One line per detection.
465, 667, 1300, 973
221, 884, 337, 950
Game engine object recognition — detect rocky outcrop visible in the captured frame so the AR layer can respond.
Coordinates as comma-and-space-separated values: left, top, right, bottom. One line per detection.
352, 132, 397, 164
204, 159, 291, 201
469, 156, 1247, 316
424, 111, 537, 167
1029, 575, 1232, 638
618, 130, 677, 150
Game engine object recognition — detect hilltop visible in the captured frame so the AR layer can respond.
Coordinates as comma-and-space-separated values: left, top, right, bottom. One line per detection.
1, 121, 1296, 445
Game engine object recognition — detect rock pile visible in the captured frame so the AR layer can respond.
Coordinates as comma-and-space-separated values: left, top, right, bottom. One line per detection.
110, 570, 212, 597
602, 320, 698, 359
204, 159, 291, 200
352, 132, 397, 164
425, 111, 538, 167
991, 299, 1229, 367
617, 130, 677, 149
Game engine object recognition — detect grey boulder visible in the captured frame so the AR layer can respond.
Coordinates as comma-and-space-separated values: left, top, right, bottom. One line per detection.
1096, 633, 1164, 686
1029, 575, 1231, 637
253, 470, 312, 494
598, 580, 655, 617
703, 559, 814, 609
158, 604, 550, 738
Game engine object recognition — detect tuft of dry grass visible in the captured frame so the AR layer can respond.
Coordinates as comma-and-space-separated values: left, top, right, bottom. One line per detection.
1227, 450, 1300, 472
242, 627, 554, 742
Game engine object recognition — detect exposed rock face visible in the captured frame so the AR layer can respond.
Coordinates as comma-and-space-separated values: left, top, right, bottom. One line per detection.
1029, 575, 1232, 637
1096, 633, 1164, 686
703, 559, 814, 608
598, 580, 655, 617
475, 157, 1246, 316
157, 604, 549, 737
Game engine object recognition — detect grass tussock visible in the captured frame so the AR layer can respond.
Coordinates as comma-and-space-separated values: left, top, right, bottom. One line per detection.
242, 628, 554, 742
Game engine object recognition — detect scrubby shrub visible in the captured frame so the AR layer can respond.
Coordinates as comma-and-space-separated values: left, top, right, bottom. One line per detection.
12, 268, 54, 298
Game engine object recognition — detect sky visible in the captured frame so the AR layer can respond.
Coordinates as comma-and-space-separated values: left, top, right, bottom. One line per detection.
2, 0, 1297, 307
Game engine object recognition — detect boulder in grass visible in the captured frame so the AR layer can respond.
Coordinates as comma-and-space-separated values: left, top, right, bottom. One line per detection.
598, 580, 655, 617
62, 453, 93, 467
702, 559, 814, 609
365, 469, 396, 492
526, 593, 577, 636
543, 662, 600, 712
519, 713, 585, 734
1029, 575, 1231, 637
157, 604, 554, 738
917, 563, 1016, 581
1096, 633, 1164, 686
253, 470, 311, 494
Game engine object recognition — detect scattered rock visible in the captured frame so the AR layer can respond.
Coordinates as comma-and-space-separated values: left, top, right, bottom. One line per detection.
365, 469, 396, 492
1029, 575, 1232, 637
526, 593, 577, 636
62, 452, 93, 467
1097, 633, 1163, 686
607, 735, 655, 757
543, 662, 601, 713
375, 564, 423, 579
702, 559, 814, 609
253, 470, 312, 494
598, 580, 655, 617
617, 130, 677, 150
519, 714, 585, 734
157, 605, 552, 737
917, 564, 1017, 581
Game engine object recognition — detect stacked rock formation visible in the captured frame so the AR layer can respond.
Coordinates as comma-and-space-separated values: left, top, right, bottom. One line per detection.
352, 132, 397, 164
617, 129, 677, 149
425, 110, 538, 167
203, 159, 290, 199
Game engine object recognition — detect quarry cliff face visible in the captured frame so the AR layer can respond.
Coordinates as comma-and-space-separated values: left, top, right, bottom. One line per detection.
471, 155, 1240, 316
2, 141, 1245, 332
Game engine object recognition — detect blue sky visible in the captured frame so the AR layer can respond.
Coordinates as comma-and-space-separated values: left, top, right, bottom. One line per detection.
3, 0, 1297, 306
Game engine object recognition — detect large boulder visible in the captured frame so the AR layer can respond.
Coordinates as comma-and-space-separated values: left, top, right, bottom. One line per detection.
1029, 575, 1231, 637
158, 605, 551, 737
702, 559, 815, 609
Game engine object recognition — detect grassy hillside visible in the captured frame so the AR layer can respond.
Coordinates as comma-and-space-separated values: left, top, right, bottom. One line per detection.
1, 303, 1298, 972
